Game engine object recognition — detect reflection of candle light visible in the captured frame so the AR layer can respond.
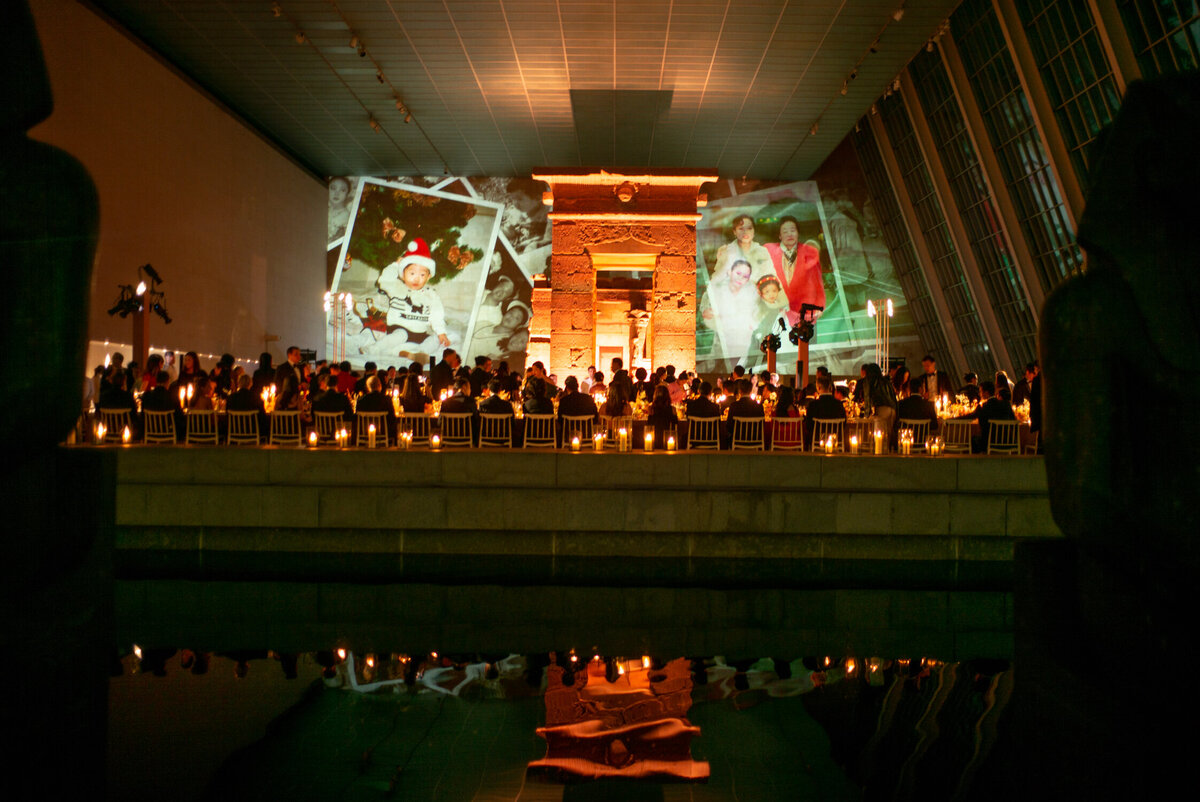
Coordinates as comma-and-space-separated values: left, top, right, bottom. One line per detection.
180, 388, 188, 408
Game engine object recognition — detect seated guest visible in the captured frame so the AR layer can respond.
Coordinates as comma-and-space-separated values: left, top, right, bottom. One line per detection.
226, 375, 264, 413
775, 385, 801, 419
960, 380, 1015, 453
336, 360, 359, 395
994, 370, 1013, 401
141, 369, 182, 440
896, 377, 939, 435
275, 375, 303, 412
523, 377, 554, 415
588, 371, 607, 398
773, 385, 803, 448
726, 378, 763, 435
189, 376, 216, 411
141, 371, 180, 413
957, 372, 981, 404
668, 371, 689, 404
632, 367, 652, 401
756, 370, 776, 401
559, 375, 599, 421
355, 375, 397, 441
601, 381, 633, 418
98, 370, 136, 412
252, 352, 274, 395
398, 374, 428, 414
646, 384, 678, 447
803, 374, 845, 449
310, 374, 352, 420
685, 381, 721, 419
141, 354, 165, 392
440, 376, 477, 415
479, 379, 514, 416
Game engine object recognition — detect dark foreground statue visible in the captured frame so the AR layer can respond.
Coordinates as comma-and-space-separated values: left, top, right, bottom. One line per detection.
0, 2, 110, 795
1016, 72, 1200, 799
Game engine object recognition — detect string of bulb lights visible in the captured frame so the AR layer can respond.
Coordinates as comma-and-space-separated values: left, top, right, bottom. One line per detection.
270, 1, 452, 176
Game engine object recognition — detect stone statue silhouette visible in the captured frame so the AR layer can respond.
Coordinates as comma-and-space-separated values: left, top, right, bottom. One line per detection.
2, 0, 98, 453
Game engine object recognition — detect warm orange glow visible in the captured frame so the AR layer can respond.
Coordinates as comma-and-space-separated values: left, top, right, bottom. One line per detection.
336, 648, 346, 661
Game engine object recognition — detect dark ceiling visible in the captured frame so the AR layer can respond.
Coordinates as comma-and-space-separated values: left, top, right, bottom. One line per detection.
90, 0, 960, 179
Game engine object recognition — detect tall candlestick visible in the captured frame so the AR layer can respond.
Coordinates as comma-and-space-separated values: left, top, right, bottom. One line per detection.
873, 429, 884, 455
368, 423, 376, 449
644, 431, 654, 453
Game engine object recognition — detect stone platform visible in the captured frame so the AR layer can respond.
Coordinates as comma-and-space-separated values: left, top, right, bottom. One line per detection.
112, 446, 1059, 579
105, 447, 1056, 658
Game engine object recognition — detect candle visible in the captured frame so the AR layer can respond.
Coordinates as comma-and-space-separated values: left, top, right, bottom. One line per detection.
122, 425, 131, 445
96, 422, 107, 444
850, 434, 859, 453
873, 429, 884, 455
593, 433, 604, 451
308, 431, 318, 448
401, 431, 412, 449
338, 428, 348, 449
666, 435, 676, 452
180, 387, 188, 408
570, 435, 581, 452
644, 432, 654, 453
368, 423, 376, 449
618, 427, 629, 452
430, 433, 441, 450
899, 429, 913, 455
187, 384, 194, 403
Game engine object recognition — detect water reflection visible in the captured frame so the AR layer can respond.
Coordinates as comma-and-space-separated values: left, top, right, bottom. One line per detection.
111, 648, 1012, 800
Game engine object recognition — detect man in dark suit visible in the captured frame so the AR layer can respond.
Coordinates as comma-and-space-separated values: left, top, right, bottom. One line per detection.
557, 375, 598, 421
440, 376, 477, 415
1013, 361, 1038, 406
918, 354, 953, 401
725, 378, 762, 429
957, 372, 982, 404
897, 377, 939, 435
803, 374, 846, 449
469, 355, 492, 398
274, 346, 303, 390
963, 380, 1016, 453
354, 361, 379, 395
685, 381, 721, 419
429, 349, 460, 399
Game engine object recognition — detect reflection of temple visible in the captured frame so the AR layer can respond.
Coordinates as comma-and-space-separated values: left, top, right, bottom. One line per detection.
531, 170, 716, 378
528, 655, 710, 783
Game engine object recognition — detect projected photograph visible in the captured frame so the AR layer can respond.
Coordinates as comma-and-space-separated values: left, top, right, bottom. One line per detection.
697, 181, 852, 376
327, 180, 501, 368
327, 175, 360, 247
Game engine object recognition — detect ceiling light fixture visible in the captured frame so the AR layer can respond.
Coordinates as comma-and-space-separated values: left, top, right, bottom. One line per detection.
376, 70, 384, 84
271, 2, 282, 18
926, 40, 935, 52
893, 77, 901, 91
294, 31, 306, 44
369, 116, 381, 132
404, 113, 412, 124
810, 122, 819, 136
840, 81, 848, 96
892, 7, 905, 23
349, 36, 358, 48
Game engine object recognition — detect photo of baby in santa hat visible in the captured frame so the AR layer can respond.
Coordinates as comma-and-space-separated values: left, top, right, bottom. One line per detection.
371, 237, 451, 361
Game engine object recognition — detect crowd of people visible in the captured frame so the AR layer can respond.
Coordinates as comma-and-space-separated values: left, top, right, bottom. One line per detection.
85, 347, 1039, 454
